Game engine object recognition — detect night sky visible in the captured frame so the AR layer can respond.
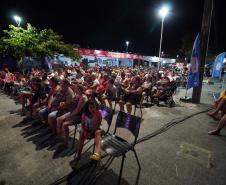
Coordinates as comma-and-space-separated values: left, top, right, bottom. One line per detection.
0, 0, 225, 57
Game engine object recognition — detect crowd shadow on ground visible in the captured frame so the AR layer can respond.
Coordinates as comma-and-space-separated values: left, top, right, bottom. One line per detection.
50, 151, 140, 185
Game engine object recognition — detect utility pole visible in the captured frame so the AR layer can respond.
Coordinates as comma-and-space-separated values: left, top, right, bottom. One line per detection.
192, 0, 214, 103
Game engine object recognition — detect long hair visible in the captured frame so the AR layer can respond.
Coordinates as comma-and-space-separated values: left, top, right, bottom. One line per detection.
76, 84, 85, 94
83, 99, 99, 116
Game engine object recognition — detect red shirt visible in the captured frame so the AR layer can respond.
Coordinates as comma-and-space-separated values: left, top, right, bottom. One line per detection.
98, 80, 108, 92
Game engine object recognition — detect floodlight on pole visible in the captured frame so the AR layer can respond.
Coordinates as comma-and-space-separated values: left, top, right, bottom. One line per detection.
14, 16, 21, 33
126, 41, 129, 53
157, 7, 168, 70
14, 16, 21, 27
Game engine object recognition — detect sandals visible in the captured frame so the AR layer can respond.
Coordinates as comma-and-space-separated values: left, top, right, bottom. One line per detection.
90, 153, 101, 161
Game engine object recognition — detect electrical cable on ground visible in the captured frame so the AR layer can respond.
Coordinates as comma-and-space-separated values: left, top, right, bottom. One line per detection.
136, 108, 212, 144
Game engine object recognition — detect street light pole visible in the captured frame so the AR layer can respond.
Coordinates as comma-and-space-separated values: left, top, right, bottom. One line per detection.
158, 8, 168, 71
126, 41, 129, 53
14, 16, 21, 33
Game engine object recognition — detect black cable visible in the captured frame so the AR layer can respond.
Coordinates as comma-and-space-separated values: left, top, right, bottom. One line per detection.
136, 108, 212, 144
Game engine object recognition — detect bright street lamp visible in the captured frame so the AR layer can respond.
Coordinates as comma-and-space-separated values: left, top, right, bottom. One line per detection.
14, 16, 21, 33
14, 16, 21, 27
126, 41, 129, 53
158, 7, 168, 70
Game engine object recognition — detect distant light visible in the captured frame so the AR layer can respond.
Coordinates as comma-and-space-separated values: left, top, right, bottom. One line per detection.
14, 16, 21, 22
177, 55, 179, 58
126, 41, 129, 46
160, 7, 168, 18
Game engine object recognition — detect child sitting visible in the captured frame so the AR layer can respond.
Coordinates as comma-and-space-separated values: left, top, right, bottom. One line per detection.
71, 99, 102, 169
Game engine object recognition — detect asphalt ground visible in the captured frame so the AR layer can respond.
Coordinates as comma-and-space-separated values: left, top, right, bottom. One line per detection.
0, 78, 226, 185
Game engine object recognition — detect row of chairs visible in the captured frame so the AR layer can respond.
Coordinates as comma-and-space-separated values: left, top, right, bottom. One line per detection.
71, 104, 142, 185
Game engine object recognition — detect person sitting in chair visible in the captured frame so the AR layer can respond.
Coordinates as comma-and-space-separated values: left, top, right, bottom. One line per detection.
119, 76, 142, 114
56, 84, 88, 149
208, 89, 226, 118
101, 79, 116, 108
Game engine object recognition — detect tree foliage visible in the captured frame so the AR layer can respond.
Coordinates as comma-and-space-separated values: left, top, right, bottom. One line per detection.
0, 24, 81, 61
180, 31, 218, 62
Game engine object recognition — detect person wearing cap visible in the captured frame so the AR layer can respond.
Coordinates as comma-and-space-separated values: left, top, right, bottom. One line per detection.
34, 77, 60, 124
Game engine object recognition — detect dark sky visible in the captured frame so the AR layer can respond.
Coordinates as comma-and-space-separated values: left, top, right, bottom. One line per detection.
0, 0, 225, 57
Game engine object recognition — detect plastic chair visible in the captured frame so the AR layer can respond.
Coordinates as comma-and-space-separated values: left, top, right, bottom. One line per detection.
101, 111, 141, 185
133, 93, 143, 117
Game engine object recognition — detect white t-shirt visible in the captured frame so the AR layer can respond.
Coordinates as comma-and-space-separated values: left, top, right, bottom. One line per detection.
93, 79, 99, 85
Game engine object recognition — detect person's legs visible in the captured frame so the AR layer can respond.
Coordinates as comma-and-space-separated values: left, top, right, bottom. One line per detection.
208, 114, 226, 135
119, 100, 125, 111
209, 98, 226, 116
38, 108, 51, 124
101, 96, 106, 105
21, 92, 32, 110
56, 114, 67, 136
75, 131, 86, 162
126, 102, 132, 114
140, 92, 146, 105
107, 98, 112, 108
49, 110, 67, 135
94, 129, 101, 156
214, 99, 221, 109
221, 104, 226, 118
62, 121, 72, 145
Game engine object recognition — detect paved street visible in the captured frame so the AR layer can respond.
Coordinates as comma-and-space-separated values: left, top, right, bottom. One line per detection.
0, 79, 226, 185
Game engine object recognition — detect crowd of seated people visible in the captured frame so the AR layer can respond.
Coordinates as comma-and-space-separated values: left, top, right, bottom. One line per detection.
0, 64, 189, 168
0, 65, 189, 110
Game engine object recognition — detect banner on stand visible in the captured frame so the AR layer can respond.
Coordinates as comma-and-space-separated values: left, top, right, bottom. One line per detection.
187, 34, 200, 90
212, 52, 226, 79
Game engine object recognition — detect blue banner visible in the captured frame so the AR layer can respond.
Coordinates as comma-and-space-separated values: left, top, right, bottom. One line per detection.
45, 56, 52, 72
149, 60, 152, 68
187, 34, 200, 90
128, 59, 132, 67
98, 58, 102, 67
212, 52, 226, 79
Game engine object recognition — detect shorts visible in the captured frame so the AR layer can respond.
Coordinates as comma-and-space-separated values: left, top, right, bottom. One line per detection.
48, 110, 68, 119
63, 112, 82, 125
124, 95, 137, 104
39, 107, 51, 118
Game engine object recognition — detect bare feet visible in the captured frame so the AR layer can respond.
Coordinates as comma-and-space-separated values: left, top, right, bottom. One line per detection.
208, 130, 220, 135
208, 112, 217, 118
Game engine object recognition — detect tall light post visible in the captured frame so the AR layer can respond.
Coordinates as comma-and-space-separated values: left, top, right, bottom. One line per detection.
158, 7, 168, 70
126, 41, 129, 53
14, 16, 21, 33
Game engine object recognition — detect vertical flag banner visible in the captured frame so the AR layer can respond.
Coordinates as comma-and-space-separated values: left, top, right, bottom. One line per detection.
187, 34, 200, 90
45, 56, 52, 72
98, 58, 103, 67
212, 52, 226, 79
128, 59, 132, 67
149, 60, 152, 68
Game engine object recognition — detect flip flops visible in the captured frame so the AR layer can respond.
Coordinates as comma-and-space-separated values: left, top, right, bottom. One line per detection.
90, 153, 101, 161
